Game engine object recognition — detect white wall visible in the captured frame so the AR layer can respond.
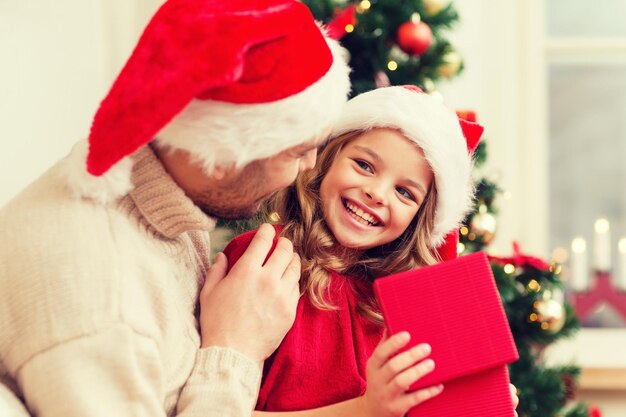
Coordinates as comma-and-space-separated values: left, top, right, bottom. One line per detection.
0, 0, 161, 207
438, 0, 548, 259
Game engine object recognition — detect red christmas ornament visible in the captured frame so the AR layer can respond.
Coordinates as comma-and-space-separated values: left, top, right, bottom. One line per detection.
397, 20, 432, 56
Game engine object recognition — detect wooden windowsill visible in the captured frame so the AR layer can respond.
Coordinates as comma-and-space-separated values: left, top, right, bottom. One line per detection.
580, 368, 626, 391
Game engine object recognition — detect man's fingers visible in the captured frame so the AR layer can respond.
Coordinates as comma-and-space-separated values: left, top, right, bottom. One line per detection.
281, 252, 301, 283
369, 331, 411, 370
264, 237, 295, 274
237, 223, 276, 265
201, 252, 228, 298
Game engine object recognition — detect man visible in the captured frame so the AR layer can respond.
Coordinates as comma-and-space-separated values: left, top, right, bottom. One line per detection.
0, 0, 350, 416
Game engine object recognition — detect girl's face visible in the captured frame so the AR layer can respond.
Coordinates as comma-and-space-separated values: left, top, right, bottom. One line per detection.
320, 128, 434, 250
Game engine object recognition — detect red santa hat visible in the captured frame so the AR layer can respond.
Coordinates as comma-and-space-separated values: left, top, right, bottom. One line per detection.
329, 86, 483, 260
66, 0, 350, 203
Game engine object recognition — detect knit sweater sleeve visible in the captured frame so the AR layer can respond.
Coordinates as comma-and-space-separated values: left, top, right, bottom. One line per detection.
178, 347, 261, 417
14, 325, 260, 417
0, 383, 30, 417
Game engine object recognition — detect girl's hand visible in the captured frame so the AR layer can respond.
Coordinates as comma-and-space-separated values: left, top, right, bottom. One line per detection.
510, 384, 519, 417
358, 331, 443, 417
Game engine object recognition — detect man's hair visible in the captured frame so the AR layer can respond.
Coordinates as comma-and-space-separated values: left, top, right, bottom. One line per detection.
266, 130, 439, 324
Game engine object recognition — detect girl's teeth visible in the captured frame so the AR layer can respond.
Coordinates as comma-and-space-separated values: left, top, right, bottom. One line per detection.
345, 201, 377, 226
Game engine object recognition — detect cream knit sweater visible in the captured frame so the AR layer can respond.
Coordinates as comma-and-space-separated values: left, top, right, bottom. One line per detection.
0, 146, 261, 417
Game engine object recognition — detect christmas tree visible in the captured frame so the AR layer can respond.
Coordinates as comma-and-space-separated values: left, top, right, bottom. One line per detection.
303, 0, 464, 96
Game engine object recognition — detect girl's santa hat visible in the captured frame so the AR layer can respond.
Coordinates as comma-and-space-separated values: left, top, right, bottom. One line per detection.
67, 0, 350, 204
329, 86, 483, 260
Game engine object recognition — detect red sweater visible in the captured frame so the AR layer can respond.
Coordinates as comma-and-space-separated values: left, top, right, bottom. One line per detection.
223, 227, 383, 411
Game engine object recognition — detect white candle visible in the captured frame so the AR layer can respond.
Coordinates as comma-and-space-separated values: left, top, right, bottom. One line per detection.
570, 237, 588, 291
618, 238, 626, 291
593, 218, 611, 271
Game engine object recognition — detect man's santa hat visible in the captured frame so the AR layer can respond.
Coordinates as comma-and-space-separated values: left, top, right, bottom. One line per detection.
329, 86, 483, 260
66, 0, 350, 204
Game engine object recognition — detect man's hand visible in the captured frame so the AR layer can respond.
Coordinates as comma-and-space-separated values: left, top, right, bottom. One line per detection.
198, 224, 301, 365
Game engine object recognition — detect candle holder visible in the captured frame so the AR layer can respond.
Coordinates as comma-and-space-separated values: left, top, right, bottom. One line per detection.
570, 271, 626, 326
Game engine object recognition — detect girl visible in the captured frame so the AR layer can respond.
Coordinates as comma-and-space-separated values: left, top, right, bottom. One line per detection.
211, 86, 508, 417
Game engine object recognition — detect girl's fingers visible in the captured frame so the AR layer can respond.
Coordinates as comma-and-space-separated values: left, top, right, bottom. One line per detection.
381, 343, 432, 383
391, 358, 435, 393
368, 332, 411, 369
510, 384, 519, 407
397, 384, 444, 411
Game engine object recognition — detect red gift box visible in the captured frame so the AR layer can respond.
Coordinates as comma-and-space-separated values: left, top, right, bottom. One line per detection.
373, 251, 519, 417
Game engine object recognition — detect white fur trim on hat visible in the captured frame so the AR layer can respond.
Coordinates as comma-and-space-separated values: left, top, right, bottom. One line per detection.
153, 37, 351, 174
61, 139, 134, 205
329, 86, 474, 248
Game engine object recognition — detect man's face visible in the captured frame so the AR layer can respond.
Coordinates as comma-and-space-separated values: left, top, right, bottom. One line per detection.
190, 134, 328, 219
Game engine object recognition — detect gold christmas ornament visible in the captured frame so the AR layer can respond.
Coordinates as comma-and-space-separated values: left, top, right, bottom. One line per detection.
438, 50, 462, 77
469, 206, 497, 245
422, 0, 449, 17
534, 296, 566, 334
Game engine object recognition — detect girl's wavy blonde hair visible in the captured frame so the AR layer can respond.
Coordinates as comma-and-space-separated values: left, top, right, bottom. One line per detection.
267, 130, 440, 324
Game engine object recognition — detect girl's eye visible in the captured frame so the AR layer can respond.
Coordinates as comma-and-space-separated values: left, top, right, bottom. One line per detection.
396, 187, 415, 201
355, 159, 373, 172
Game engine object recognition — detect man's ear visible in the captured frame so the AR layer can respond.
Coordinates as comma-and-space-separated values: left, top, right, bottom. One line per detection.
210, 164, 227, 180
209, 162, 241, 180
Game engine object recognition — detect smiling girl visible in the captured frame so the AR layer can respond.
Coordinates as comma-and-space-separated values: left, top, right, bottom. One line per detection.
209, 86, 516, 417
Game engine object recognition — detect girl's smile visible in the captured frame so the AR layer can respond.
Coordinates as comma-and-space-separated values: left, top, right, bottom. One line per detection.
342, 198, 383, 227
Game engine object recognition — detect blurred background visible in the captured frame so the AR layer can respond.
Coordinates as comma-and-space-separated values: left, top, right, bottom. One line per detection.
1, 1, 625, 416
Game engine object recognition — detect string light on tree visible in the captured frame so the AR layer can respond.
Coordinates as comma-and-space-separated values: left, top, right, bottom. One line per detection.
504, 263, 516, 274
356, 0, 371, 13
457, 242, 465, 254
397, 13, 433, 56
